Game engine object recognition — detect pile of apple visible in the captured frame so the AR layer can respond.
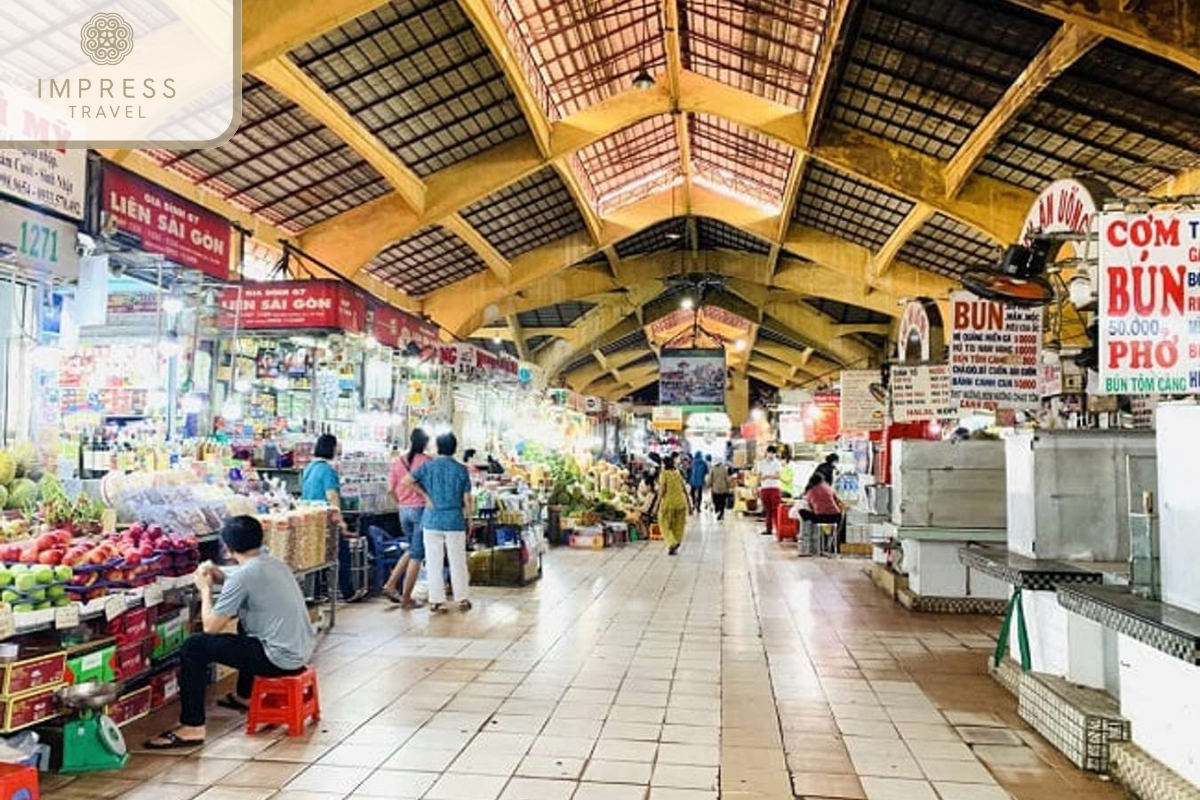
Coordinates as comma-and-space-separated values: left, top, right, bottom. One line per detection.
0, 563, 72, 612
111, 522, 201, 580
0, 529, 78, 566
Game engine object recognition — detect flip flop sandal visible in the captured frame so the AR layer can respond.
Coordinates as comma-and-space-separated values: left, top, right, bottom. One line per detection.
216, 693, 250, 712
383, 589, 403, 604
429, 603, 447, 614
401, 599, 425, 610
144, 731, 206, 750
458, 600, 473, 612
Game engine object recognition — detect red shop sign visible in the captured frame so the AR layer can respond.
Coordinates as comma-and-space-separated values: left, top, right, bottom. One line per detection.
221, 281, 366, 333
101, 164, 232, 280
372, 303, 440, 350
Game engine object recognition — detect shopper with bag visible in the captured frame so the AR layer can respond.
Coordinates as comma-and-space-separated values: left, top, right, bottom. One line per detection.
382, 428, 432, 608
404, 432, 473, 614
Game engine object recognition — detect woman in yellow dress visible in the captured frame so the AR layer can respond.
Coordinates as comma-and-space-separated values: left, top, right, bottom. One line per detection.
657, 454, 691, 555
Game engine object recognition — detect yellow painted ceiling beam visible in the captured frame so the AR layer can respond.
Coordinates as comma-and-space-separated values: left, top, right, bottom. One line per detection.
505, 315, 530, 360
999, 0, 1200, 73
872, 203, 935, 279
761, 301, 875, 367
242, 0, 390, 71
253, 56, 427, 213
944, 23, 1102, 198
537, 285, 663, 378
442, 214, 512, 284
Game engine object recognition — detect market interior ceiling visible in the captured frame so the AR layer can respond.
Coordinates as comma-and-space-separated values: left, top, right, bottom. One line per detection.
101, 0, 1200, 401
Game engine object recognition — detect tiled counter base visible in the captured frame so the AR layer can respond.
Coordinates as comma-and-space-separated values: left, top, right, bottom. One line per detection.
1112, 741, 1200, 800
1017, 670, 1129, 773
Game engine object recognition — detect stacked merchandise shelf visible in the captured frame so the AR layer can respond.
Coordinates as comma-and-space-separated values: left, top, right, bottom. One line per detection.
469, 486, 544, 587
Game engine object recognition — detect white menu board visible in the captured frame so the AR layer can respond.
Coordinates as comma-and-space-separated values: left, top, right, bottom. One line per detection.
891, 365, 955, 422
839, 369, 884, 432
949, 291, 1042, 410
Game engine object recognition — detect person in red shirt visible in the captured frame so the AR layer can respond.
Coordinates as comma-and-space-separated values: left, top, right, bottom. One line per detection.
800, 473, 844, 525
382, 428, 432, 608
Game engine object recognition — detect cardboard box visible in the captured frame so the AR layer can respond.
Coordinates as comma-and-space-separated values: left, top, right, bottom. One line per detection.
1, 652, 66, 697
0, 687, 58, 732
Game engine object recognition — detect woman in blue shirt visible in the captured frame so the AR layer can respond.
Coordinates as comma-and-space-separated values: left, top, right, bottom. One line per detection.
301, 434, 367, 603
404, 432, 474, 613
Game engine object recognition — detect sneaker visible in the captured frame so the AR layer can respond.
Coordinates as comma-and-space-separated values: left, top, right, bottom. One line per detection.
667, 545, 679, 556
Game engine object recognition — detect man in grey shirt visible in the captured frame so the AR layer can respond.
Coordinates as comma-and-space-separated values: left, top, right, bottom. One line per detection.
146, 516, 315, 749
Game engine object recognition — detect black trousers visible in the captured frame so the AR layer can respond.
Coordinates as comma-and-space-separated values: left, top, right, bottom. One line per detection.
689, 484, 704, 510
179, 632, 291, 726
711, 492, 731, 519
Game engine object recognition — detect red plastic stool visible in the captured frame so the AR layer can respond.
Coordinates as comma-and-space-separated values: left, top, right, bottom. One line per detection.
246, 667, 320, 736
0, 763, 38, 800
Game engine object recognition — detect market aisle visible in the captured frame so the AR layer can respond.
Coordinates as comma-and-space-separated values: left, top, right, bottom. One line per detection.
41, 517, 1122, 800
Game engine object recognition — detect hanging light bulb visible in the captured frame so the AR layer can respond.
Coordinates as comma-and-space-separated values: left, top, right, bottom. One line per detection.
680, 297, 694, 311
632, 68, 655, 90
734, 339, 747, 352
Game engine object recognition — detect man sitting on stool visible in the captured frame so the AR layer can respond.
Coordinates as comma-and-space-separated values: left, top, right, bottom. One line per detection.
145, 515, 316, 749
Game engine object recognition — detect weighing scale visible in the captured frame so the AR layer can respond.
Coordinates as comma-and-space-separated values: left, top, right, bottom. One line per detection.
54, 683, 128, 773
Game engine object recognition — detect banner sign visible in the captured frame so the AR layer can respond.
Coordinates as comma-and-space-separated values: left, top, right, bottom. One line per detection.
891, 365, 954, 422
808, 391, 841, 442
101, 163, 231, 280
221, 281, 366, 333
371, 303, 440, 351
0, 149, 86, 220
840, 369, 885, 432
949, 291, 1042, 409
1021, 178, 1107, 245
659, 348, 726, 406
1098, 209, 1200, 394
438, 344, 518, 381
651, 406, 683, 431
779, 411, 803, 444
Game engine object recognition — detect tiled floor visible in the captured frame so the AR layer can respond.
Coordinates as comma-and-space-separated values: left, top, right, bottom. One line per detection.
45, 517, 1125, 800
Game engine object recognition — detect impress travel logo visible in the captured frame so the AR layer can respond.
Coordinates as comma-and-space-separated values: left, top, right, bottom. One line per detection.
0, 1, 241, 149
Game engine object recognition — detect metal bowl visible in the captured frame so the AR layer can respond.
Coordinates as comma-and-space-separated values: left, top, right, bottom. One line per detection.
57, 681, 123, 710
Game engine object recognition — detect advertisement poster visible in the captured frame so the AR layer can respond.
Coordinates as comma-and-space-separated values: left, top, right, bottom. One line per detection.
891, 365, 955, 422
102, 163, 232, 280
0, 149, 86, 220
949, 291, 1042, 409
840, 369, 885, 432
372, 304, 440, 352
221, 281, 366, 333
659, 348, 726, 406
1098, 209, 1200, 395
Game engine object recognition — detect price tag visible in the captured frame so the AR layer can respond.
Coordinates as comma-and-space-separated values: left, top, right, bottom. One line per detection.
105, 596, 126, 621
0, 606, 14, 640
55, 604, 80, 630
144, 583, 164, 608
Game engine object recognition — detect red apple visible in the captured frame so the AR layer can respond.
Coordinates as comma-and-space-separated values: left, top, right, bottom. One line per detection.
87, 550, 106, 566
38, 550, 61, 565
124, 551, 141, 566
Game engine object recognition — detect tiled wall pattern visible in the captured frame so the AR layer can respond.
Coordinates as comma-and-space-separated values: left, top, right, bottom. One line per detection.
1017, 671, 1129, 773
1058, 586, 1200, 665
1111, 741, 1200, 800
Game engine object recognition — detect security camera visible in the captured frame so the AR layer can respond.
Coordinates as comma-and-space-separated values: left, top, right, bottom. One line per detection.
76, 232, 97, 258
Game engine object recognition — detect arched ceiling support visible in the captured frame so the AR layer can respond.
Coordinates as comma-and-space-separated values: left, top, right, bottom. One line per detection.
243, 0, 392, 71
295, 73, 1037, 278
944, 23, 1103, 198
537, 285, 665, 379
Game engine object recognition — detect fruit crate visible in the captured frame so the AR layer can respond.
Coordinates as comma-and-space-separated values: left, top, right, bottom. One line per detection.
0, 686, 59, 732
151, 610, 186, 660
65, 642, 117, 684
106, 606, 150, 643
0, 650, 66, 697
106, 685, 152, 727
111, 638, 152, 682
149, 665, 179, 709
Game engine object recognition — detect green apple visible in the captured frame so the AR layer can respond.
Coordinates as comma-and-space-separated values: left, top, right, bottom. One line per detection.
52, 597, 70, 607
33, 602, 50, 611
29, 589, 45, 603
53, 566, 72, 582
0, 568, 12, 588
14, 574, 36, 592
47, 585, 65, 600
12, 603, 33, 613
32, 565, 53, 585
8, 564, 27, 575
1, 589, 18, 603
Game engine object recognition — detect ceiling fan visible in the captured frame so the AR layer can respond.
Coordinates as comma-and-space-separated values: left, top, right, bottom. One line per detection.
960, 236, 1057, 308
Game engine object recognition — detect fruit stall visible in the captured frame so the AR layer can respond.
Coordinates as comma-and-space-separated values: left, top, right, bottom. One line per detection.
0, 449, 340, 767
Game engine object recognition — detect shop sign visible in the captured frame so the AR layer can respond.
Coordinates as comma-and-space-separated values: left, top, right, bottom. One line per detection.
896, 299, 943, 364
371, 303, 440, 351
839, 369, 884, 432
1098, 209, 1200, 394
779, 411, 804, 444
651, 406, 683, 431
0, 199, 79, 280
1021, 178, 1106, 245
890, 365, 954, 422
807, 391, 841, 443
949, 291, 1042, 410
101, 163, 232, 280
220, 281, 366, 332
0, 149, 86, 220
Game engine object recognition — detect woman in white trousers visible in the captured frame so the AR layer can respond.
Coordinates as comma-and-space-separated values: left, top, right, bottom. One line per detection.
403, 432, 473, 613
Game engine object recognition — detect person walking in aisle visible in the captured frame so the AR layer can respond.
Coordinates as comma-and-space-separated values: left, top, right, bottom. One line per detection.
687, 452, 709, 514
301, 434, 367, 603
404, 433, 473, 613
710, 459, 732, 521
382, 428, 432, 608
757, 445, 783, 537
657, 454, 691, 556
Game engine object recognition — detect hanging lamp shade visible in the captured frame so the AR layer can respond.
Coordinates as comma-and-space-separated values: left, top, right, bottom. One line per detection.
632, 68, 655, 89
